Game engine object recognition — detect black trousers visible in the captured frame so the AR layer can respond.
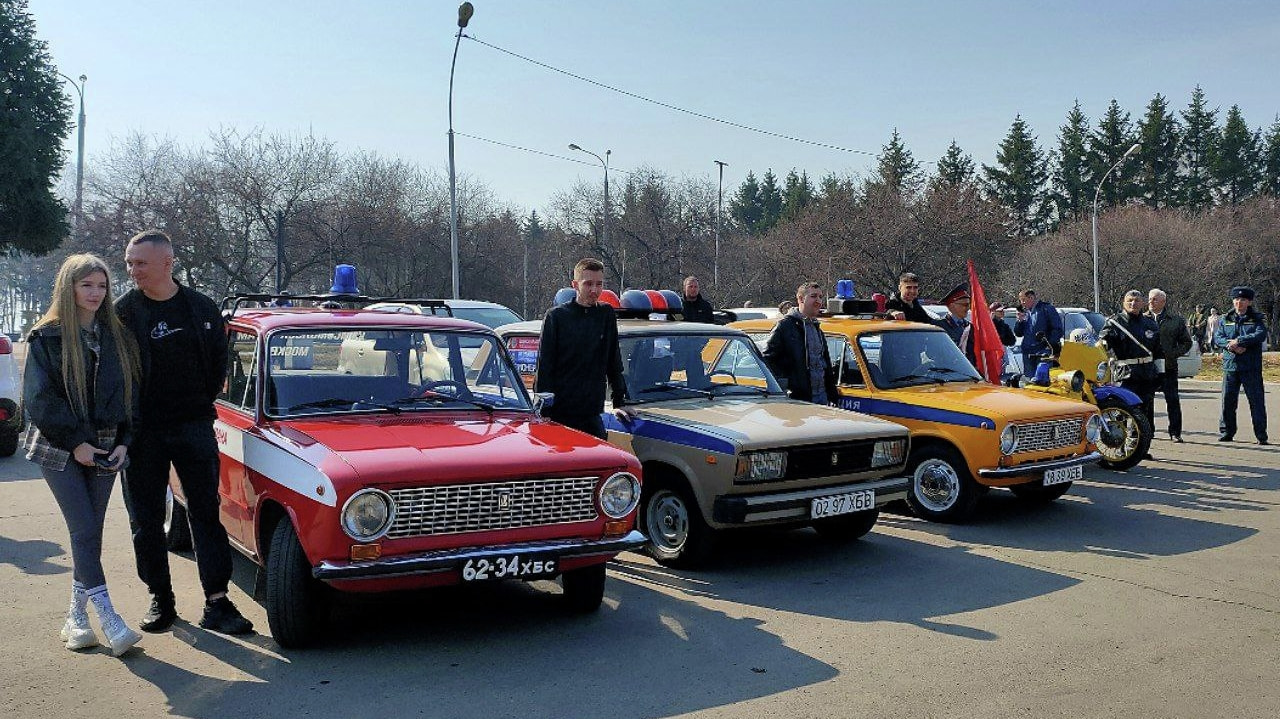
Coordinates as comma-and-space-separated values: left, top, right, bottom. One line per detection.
122, 419, 233, 599
548, 412, 608, 440
1120, 375, 1158, 434
1158, 366, 1183, 436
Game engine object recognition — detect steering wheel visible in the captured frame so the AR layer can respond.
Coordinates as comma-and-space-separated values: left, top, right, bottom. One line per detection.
417, 379, 469, 398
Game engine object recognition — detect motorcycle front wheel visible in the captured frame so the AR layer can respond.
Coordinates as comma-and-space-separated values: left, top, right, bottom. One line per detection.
1096, 397, 1152, 471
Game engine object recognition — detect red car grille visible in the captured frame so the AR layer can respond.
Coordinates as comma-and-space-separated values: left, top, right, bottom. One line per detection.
386, 477, 599, 538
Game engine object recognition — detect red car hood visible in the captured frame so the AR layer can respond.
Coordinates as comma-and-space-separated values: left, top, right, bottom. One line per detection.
266, 413, 633, 485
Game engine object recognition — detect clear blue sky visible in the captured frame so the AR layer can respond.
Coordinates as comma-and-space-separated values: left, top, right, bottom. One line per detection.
28, 0, 1280, 216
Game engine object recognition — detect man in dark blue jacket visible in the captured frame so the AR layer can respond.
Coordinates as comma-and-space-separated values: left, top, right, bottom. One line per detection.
1214, 285, 1268, 444
1013, 288, 1064, 370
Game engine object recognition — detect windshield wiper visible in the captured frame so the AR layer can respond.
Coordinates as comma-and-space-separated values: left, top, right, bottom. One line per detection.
284, 398, 402, 414
708, 383, 771, 397
636, 383, 712, 398
925, 367, 982, 382
393, 392, 498, 414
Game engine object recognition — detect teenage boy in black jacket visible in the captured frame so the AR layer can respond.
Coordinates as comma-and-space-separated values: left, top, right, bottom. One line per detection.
535, 258, 635, 439
117, 230, 252, 636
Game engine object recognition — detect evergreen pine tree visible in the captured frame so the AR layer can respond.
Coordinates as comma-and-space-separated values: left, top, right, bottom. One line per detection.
1262, 116, 1280, 197
781, 169, 815, 221
982, 115, 1051, 238
818, 172, 855, 203
1212, 105, 1263, 205
1178, 85, 1219, 211
934, 140, 975, 187
730, 171, 763, 234
875, 129, 922, 195
758, 169, 783, 231
521, 210, 545, 317
1088, 99, 1139, 208
1051, 101, 1092, 224
0, 0, 73, 252
1135, 93, 1181, 208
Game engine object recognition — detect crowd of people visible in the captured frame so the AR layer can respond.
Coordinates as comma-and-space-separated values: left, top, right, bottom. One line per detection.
20, 242, 1272, 657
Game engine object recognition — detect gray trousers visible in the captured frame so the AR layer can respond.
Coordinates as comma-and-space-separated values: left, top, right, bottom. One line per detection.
41, 461, 116, 588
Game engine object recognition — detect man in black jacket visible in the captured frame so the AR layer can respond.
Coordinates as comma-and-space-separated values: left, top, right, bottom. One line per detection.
680, 276, 715, 324
885, 271, 933, 323
1098, 290, 1162, 443
117, 230, 252, 636
1147, 288, 1194, 442
763, 282, 838, 404
535, 258, 634, 439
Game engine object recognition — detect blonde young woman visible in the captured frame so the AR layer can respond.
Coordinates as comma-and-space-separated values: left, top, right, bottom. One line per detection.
24, 254, 142, 656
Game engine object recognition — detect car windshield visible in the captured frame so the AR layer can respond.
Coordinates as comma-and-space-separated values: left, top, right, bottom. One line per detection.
451, 306, 523, 328
621, 334, 782, 403
264, 328, 531, 417
856, 329, 983, 388
1065, 311, 1105, 335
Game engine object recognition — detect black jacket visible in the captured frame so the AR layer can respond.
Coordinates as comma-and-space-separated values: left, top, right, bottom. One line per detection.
1098, 311, 1161, 383
534, 301, 627, 420
681, 293, 715, 324
115, 283, 229, 419
762, 312, 838, 403
1146, 308, 1193, 365
24, 323, 136, 452
885, 295, 933, 323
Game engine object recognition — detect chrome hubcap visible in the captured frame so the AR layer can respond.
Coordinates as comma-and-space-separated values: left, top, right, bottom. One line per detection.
1098, 407, 1139, 460
647, 491, 689, 552
915, 459, 960, 512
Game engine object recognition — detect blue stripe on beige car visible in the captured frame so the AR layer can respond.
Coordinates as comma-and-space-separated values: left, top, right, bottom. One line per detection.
601, 414, 737, 454
837, 397, 994, 430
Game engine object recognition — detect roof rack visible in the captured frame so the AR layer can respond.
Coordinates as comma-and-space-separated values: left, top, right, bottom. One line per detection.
220, 293, 454, 317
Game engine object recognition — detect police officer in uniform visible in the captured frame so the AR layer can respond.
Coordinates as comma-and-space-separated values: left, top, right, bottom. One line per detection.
1214, 286, 1268, 444
937, 284, 975, 364
1098, 290, 1162, 445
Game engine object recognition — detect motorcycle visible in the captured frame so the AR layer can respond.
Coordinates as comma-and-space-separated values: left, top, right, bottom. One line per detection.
1005, 337, 1151, 471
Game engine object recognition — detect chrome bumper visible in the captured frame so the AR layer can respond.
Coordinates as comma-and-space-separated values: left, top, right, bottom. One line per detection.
977, 451, 1102, 479
313, 530, 647, 581
712, 474, 910, 524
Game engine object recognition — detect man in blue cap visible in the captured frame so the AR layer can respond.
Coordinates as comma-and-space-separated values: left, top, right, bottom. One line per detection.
1213, 285, 1268, 444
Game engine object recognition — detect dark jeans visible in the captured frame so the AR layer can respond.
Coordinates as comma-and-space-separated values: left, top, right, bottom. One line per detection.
41, 461, 116, 588
1220, 370, 1268, 442
1158, 366, 1183, 436
548, 412, 608, 440
122, 419, 232, 599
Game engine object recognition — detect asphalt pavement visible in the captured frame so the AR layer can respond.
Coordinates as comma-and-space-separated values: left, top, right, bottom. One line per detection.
1, 381, 1278, 719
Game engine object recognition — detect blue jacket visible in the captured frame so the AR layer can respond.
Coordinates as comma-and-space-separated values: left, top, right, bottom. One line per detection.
1214, 308, 1268, 373
1013, 300, 1064, 361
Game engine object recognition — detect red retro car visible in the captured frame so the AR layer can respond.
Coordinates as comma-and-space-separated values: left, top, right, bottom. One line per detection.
165, 290, 644, 647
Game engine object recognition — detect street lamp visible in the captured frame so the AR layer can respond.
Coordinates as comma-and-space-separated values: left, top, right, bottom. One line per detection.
569, 143, 611, 249
713, 160, 728, 287
1091, 142, 1140, 312
447, 2, 474, 300
57, 72, 86, 234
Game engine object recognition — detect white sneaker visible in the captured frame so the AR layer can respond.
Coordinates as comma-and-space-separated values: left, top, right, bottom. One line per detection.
61, 581, 99, 651
87, 586, 142, 657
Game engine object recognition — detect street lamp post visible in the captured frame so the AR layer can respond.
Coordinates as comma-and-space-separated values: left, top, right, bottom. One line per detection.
569, 143, 611, 249
447, 2, 474, 300
713, 160, 727, 287
1091, 142, 1141, 312
57, 72, 86, 234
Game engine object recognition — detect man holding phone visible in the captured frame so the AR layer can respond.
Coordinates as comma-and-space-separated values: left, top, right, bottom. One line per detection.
1013, 288, 1064, 370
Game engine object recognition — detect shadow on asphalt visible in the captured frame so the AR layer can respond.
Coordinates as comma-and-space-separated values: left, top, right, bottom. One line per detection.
0, 533, 68, 576
123, 566, 837, 719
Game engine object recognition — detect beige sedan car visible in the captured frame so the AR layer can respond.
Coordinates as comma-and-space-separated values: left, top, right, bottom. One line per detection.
497, 319, 911, 567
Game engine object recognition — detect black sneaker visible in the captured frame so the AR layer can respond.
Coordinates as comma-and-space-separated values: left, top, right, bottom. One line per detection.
199, 596, 254, 635
1217, 435, 1234, 442
1170, 435, 1184, 443
139, 594, 178, 633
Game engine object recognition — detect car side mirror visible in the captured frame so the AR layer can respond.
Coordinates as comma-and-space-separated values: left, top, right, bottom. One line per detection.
534, 392, 555, 416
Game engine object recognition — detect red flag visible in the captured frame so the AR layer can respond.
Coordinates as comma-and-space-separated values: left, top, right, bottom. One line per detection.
967, 259, 1004, 384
